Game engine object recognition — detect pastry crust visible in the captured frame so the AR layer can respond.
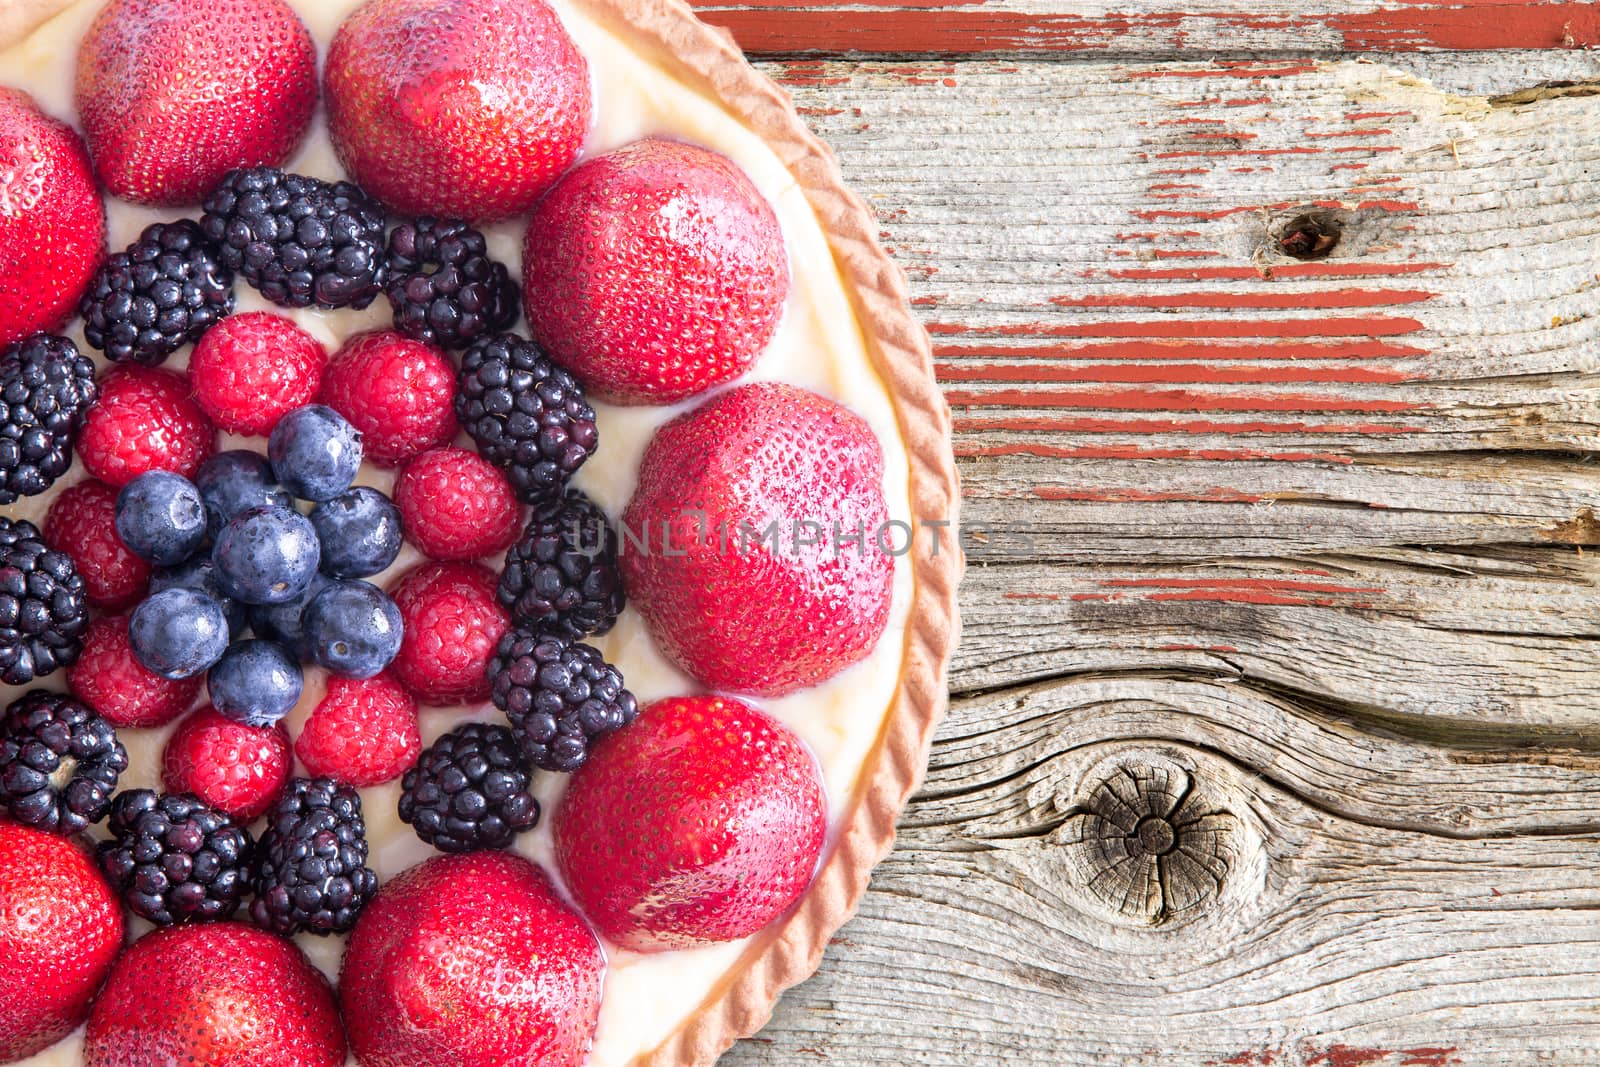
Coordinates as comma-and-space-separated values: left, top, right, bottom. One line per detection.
0, 2, 962, 1064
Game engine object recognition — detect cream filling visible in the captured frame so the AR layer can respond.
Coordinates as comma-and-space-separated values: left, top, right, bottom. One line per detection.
0, 1, 915, 1064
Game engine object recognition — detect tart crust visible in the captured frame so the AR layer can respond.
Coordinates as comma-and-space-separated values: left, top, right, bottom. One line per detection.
0, 0, 962, 1063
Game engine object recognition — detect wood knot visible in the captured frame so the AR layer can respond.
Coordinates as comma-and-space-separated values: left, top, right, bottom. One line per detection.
1275, 211, 1341, 260
1062, 754, 1238, 926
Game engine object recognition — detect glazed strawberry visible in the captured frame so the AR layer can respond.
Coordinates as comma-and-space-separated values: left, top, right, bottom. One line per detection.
0, 822, 123, 1061
78, 365, 216, 486
0, 90, 105, 348
319, 330, 456, 466
523, 138, 789, 404
623, 382, 893, 695
325, 0, 591, 222
295, 672, 421, 787
83, 922, 346, 1067
388, 561, 509, 704
394, 447, 520, 561
44, 479, 150, 609
162, 705, 292, 822
75, 0, 317, 206
341, 851, 602, 1067
189, 312, 327, 436
555, 695, 826, 950
68, 614, 200, 729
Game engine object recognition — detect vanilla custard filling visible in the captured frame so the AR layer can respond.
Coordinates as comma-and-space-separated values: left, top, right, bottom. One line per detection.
0, 2, 915, 1063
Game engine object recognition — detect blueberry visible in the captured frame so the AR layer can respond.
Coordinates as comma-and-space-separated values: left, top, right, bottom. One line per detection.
268, 405, 363, 501
248, 572, 331, 661
114, 471, 207, 566
207, 639, 303, 726
150, 556, 248, 637
212, 505, 321, 605
302, 579, 403, 679
128, 587, 230, 679
194, 450, 293, 538
310, 486, 403, 578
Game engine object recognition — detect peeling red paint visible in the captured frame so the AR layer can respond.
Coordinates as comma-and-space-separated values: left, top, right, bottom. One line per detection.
928, 315, 1424, 339
1303, 1047, 1393, 1067
1033, 486, 1263, 503
1047, 288, 1436, 310
935, 362, 1417, 385
1106, 262, 1444, 281
936, 340, 1428, 362
954, 413, 1419, 436
955, 441, 1354, 463
1398, 1050, 1460, 1067
943, 386, 1420, 414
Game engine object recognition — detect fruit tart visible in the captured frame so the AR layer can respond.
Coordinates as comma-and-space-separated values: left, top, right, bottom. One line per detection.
0, 0, 958, 1063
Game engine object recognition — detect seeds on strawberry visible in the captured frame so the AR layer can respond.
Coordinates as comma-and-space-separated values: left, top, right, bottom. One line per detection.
387, 561, 509, 705
78, 365, 217, 487
320, 330, 457, 467
162, 704, 292, 822
45, 480, 151, 609
189, 312, 327, 436
295, 672, 420, 788
394, 446, 521, 562
68, 614, 200, 729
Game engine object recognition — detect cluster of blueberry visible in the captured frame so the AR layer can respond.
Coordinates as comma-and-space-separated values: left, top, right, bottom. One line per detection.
122, 404, 404, 726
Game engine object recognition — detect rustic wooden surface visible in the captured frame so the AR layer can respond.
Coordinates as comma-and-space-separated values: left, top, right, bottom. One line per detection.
704, 3, 1600, 1063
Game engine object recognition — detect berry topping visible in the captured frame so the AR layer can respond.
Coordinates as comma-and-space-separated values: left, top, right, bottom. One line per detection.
114, 469, 207, 566
78, 365, 216, 487
0, 517, 87, 685
0, 691, 127, 835
194, 449, 295, 537
398, 722, 539, 853
250, 776, 378, 937
69, 614, 201, 729
162, 704, 291, 822
0, 90, 105, 349
556, 695, 827, 950
213, 504, 321, 605
388, 561, 508, 705
208, 638, 303, 726
497, 490, 624, 639
0, 822, 123, 1062
295, 672, 420, 788
524, 138, 790, 404
150, 555, 248, 637
189, 312, 327, 436
624, 382, 894, 696
384, 218, 519, 349
325, 0, 591, 222
44, 479, 150, 609
79, 219, 234, 366
201, 167, 387, 309
487, 627, 637, 772
301, 579, 403, 678
267, 404, 363, 501
96, 789, 253, 926
394, 446, 520, 562
74, 0, 317, 206
309, 486, 403, 578
455, 332, 596, 504
128, 586, 230, 679
83, 922, 346, 1067
0, 333, 99, 504
319, 329, 457, 467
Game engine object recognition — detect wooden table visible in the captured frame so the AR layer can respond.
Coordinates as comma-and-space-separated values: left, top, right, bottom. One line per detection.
702, 2, 1600, 1063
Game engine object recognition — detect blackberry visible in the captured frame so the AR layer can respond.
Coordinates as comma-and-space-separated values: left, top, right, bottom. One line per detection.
0, 691, 126, 834
455, 334, 597, 503
399, 722, 539, 853
0, 333, 98, 504
250, 777, 378, 937
487, 626, 638, 773
385, 218, 519, 349
201, 167, 387, 310
79, 219, 234, 366
0, 517, 88, 685
498, 491, 623, 638
97, 789, 253, 926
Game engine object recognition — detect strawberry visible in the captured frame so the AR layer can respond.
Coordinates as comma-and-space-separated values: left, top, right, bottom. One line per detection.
319, 330, 457, 467
74, 0, 317, 206
83, 922, 346, 1067
621, 382, 893, 696
44, 479, 150, 609
554, 695, 826, 951
295, 672, 421, 787
341, 850, 602, 1067
387, 560, 509, 705
189, 312, 327, 436
325, 0, 591, 222
523, 138, 789, 404
69, 613, 200, 729
0, 89, 105, 348
162, 704, 292, 822
77, 365, 217, 486
394, 446, 521, 561
0, 821, 123, 1061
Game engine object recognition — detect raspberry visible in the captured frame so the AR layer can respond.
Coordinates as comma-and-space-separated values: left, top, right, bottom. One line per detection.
77, 365, 216, 487
189, 312, 326, 436
162, 704, 292, 823
388, 561, 508, 705
393, 447, 520, 562
295, 673, 420, 788
67, 614, 200, 729
318, 330, 456, 467
43, 480, 150, 609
